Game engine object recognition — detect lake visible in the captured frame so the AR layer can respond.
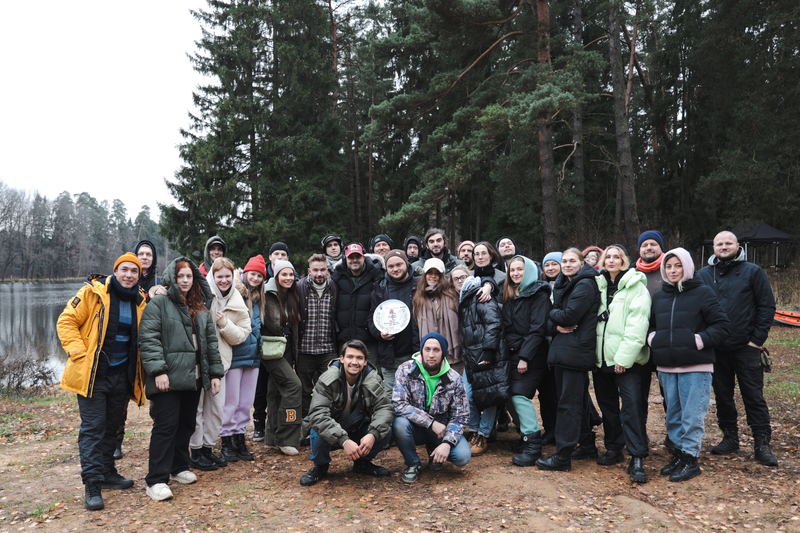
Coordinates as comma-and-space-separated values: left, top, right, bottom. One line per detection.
0, 280, 84, 381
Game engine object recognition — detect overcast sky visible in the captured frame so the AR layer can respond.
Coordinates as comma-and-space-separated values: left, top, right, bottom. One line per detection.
0, 0, 208, 220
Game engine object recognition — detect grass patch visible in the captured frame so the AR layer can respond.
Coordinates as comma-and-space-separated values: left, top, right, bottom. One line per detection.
765, 381, 800, 402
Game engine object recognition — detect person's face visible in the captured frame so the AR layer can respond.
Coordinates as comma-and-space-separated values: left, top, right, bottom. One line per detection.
308, 261, 329, 284
450, 270, 467, 292
386, 256, 408, 282
177, 266, 193, 295
603, 249, 623, 276
665, 256, 684, 283
458, 244, 474, 263
137, 245, 153, 271
373, 241, 390, 257
639, 239, 663, 263
406, 243, 419, 257
245, 271, 264, 288
713, 232, 739, 261
498, 238, 515, 259
277, 268, 295, 290
425, 269, 441, 287
340, 347, 368, 378
270, 249, 288, 265
509, 259, 525, 285
543, 260, 561, 279
561, 253, 583, 278
325, 241, 341, 257
347, 253, 365, 274
214, 267, 233, 293
421, 338, 444, 373
209, 244, 224, 260
427, 233, 445, 255
585, 251, 600, 267
114, 262, 140, 289
473, 245, 492, 268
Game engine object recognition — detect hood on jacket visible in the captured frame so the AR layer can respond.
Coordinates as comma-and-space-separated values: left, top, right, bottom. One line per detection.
707, 245, 746, 266
206, 268, 234, 309
511, 255, 539, 295
135, 239, 158, 279
162, 256, 213, 309
459, 276, 483, 302
660, 247, 695, 288
203, 235, 227, 272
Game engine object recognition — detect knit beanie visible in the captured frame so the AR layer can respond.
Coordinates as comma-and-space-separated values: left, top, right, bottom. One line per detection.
243, 254, 267, 276
495, 236, 518, 254
457, 240, 475, 256
272, 259, 294, 277
638, 230, 665, 252
114, 252, 142, 273
542, 251, 562, 265
384, 249, 409, 268
371, 234, 393, 252
420, 331, 448, 357
582, 246, 604, 257
270, 242, 289, 255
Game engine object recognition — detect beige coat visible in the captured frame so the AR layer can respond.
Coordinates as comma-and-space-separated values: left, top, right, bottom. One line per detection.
207, 270, 252, 372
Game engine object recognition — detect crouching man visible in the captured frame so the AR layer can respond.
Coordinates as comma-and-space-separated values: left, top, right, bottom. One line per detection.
300, 340, 394, 486
392, 332, 471, 483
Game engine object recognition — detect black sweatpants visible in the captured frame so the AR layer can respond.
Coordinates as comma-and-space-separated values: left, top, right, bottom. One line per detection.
553, 367, 592, 453
593, 366, 648, 457
146, 389, 201, 486
713, 345, 771, 437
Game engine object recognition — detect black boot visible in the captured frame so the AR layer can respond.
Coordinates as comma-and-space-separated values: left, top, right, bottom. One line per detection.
253, 419, 266, 442
202, 446, 228, 467
497, 408, 511, 432
220, 436, 240, 462
541, 429, 556, 446
535, 448, 573, 471
233, 433, 255, 461
300, 464, 329, 486
711, 427, 740, 455
512, 431, 543, 467
597, 449, 625, 465
628, 456, 647, 483
669, 451, 701, 482
511, 433, 525, 453
571, 432, 598, 460
190, 448, 219, 471
84, 483, 104, 511
663, 435, 676, 454
659, 451, 684, 476
754, 434, 778, 466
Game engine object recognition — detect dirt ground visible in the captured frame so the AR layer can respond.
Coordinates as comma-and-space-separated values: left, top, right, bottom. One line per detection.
2, 327, 800, 533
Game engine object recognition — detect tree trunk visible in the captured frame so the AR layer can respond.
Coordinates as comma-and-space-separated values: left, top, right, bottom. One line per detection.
537, 0, 559, 252
572, 0, 587, 241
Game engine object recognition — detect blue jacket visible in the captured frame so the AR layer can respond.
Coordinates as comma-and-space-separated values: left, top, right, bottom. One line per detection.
230, 280, 261, 369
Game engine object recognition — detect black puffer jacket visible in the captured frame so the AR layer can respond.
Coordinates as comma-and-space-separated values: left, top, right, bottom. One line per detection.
548, 263, 601, 371
367, 273, 420, 367
502, 281, 552, 398
331, 259, 383, 344
459, 284, 508, 410
648, 278, 730, 367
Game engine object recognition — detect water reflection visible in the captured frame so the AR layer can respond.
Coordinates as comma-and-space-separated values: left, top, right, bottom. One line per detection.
0, 281, 84, 378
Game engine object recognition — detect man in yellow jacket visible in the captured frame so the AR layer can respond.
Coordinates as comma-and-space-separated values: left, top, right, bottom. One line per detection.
57, 252, 147, 511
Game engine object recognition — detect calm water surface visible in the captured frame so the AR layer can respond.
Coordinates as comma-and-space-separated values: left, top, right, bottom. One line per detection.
0, 280, 85, 377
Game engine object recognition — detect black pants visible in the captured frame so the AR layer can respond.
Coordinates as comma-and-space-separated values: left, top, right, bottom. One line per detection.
713, 345, 771, 436
553, 367, 592, 453
593, 366, 648, 457
296, 351, 338, 418
537, 366, 558, 432
77, 372, 129, 485
146, 389, 201, 486
253, 363, 269, 424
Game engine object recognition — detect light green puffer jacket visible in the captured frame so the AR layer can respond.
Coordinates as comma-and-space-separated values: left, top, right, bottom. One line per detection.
595, 268, 651, 369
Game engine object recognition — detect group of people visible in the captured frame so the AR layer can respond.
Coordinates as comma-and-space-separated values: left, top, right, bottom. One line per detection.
57, 226, 778, 511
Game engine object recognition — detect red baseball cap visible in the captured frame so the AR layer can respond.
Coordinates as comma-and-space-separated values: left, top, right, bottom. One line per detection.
344, 243, 364, 257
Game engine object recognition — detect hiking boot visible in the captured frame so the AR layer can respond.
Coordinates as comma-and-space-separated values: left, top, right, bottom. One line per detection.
571, 443, 598, 460
170, 470, 197, 484
711, 427, 740, 455
660, 452, 683, 476
84, 483, 104, 511
511, 434, 525, 454
663, 435, 676, 454
596, 449, 625, 466
233, 434, 255, 461
300, 464, 329, 486
190, 448, 218, 471
628, 456, 647, 483
541, 429, 556, 446
512, 431, 543, 467
353, 459, 391, 477
113, 445, 123, 461
535, 448, 573, 472
102, 471, 134, 490
146, 483, 173, 501
754, 434, 778, 466
202, 446, 228, 467
402, 463, 421, 483
669, 452, 701, 482
253, 419, 266, 442
220, 436, 240, 462
470, 434, 488, 456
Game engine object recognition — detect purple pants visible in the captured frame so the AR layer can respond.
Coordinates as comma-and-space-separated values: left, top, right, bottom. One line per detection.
220, 367, 259, 436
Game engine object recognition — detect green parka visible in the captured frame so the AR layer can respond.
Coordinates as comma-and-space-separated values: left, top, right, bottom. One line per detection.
139, 257, 224, 398
595, 269, 651, 369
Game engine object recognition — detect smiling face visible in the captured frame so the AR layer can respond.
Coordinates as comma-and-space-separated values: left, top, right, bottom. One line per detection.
386, 256, 408, 282
325, 241, 341, 257
561, 252, 583, 279
177, 266, 193, 295
421, 338, 444, 374
458, 244, 473, 263
664, 256, 684, 284
509, 258, 525, 285
245, 271, 264, 288
713, 231, 739, 262
543, 260, 561, 280
209, 244, 224, 261
213, 267, 233, 294
425, 269, 441, 287
473, 245, 492, 268
346, 253, 365, 275
340, 346, 368, 380
373, 241, 390, 257
497, 238, 515, 259
426, 233, 445, 256
114, 262, 140, 289
277, 268, 295, 290
639, 239, 662, 263
308, 260, 328, 284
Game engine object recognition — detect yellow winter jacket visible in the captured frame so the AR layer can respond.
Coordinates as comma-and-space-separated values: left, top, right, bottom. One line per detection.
57, 275, 147, 404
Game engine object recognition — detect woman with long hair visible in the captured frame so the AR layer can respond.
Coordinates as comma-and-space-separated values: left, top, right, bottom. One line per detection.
536, 248, 601, 472
412, 258, 462, 374
262, 260, 303, 455
648, 248, 729, 482
472, 242, 508, 300
140, 258, 224, 501
593, 245, 651, 483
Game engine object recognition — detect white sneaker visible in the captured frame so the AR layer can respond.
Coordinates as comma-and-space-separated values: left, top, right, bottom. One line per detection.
146, 483, 173, 501
170, 470, 197, 484
278, 446, 299, 456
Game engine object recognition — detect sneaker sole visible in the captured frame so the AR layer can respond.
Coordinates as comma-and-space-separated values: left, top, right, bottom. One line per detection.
147, 491, 173, 501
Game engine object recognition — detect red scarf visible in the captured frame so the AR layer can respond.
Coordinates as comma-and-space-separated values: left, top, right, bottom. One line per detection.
636, 254, 663, 273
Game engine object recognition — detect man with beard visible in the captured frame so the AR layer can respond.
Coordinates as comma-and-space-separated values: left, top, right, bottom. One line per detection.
404, 236, 422, 265
635, 231, 666, 296
392, 332, 471, 483
367, 250, 420, 392
494, 236, 518, 272
299, 340, 394, 486
456, 240, 475, 269
698, 231, 778, 466
296, 254, 339, 419
411, 228, 466, 275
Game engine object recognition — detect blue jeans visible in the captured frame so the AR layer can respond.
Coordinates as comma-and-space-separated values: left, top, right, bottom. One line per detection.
658, 371, 712, 457
392, 417, 471, 467
309, 423, 391, 466
462, 370, 498, 438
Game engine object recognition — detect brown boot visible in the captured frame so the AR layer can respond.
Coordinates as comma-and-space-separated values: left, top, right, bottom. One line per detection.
470, 434, 488, 456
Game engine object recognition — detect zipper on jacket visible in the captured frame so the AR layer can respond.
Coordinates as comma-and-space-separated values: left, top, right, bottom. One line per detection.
669, 296, 676, 351
87, 303, 105, 397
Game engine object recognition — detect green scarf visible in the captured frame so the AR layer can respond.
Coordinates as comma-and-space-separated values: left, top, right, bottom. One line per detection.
413, 353, 451, 409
